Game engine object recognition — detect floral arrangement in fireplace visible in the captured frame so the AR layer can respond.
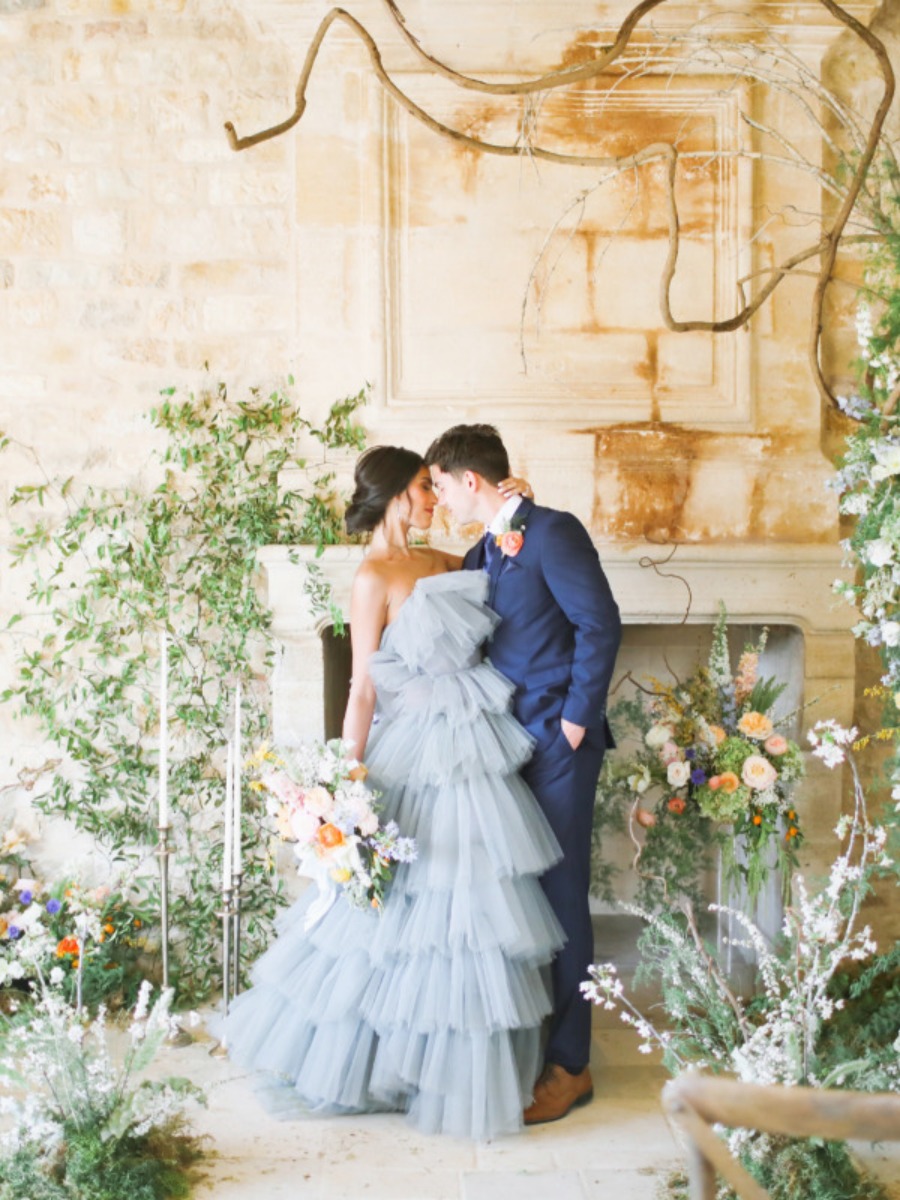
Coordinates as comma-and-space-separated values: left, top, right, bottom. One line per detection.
593, 606, 805, 909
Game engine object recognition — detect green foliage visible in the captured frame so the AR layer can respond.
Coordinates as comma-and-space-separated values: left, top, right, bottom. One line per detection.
0, 985, 206, 1200
0, 1116, 205, 1200
1, 377, 367, 1002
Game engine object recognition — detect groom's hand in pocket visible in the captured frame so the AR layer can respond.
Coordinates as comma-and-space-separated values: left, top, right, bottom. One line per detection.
560, 718, 585, 751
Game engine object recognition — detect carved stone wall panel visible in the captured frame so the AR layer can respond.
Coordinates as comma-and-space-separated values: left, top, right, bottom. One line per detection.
376, 74, 751, 428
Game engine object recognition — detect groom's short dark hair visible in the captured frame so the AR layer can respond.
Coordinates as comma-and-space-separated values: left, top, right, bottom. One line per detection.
425, 424, 510, 484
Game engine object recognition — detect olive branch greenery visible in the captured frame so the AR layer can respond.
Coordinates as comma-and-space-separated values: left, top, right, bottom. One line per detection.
0, 376, 367, 1003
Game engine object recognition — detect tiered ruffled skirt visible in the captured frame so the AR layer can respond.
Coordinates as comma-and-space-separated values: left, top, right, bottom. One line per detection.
220, 572, 563, 1140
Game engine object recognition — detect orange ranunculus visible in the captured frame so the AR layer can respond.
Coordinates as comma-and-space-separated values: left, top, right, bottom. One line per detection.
667, 797, 686, 815
497, 530, 524, 557
752, 813, 762, 826
718, 772, 741, 794
737, 711, 774, 741
709, 725, 727, 745
56, 936, 79, 957
348, 764, 368, 782
317, 823, 344, 850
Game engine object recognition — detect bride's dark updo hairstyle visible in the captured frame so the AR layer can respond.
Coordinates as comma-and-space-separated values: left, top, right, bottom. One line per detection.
344, 445, 425, 535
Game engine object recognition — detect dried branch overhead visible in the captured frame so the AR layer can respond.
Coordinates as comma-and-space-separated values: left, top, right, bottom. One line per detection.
224, 0, 896, 408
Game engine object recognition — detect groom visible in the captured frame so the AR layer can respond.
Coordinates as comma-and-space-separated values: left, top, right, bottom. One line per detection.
426, 424, 622, 1124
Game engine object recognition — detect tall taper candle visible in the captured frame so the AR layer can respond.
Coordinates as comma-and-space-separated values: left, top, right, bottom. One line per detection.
159, 630, 168, 829
223, 740, 234, 892
232, 682, 242, 875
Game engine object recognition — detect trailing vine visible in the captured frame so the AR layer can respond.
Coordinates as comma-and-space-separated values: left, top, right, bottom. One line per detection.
0, 377, 367, 1002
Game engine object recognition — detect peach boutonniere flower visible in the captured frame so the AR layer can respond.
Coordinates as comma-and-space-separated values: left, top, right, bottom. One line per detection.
494, 513, 527, 558
497, 529, 524, 557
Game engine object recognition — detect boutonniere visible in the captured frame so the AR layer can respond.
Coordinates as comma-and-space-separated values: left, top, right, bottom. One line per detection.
494, 512, 527, 558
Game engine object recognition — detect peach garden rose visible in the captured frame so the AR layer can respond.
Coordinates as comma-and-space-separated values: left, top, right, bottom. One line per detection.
764, 734, 788, 756
741, 755, 778, 791
737, 711, 774, 740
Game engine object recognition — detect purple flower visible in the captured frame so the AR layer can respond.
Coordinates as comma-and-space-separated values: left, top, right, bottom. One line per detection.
17, 890, 32, 906
7, 926, 21, 940
685, 748, 696, 761
690, 768, 707, 786
46, 899, 61, 915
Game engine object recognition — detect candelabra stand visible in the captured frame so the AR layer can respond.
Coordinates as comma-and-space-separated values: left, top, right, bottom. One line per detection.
156, 824, 171, 990
231, 871, 243, 997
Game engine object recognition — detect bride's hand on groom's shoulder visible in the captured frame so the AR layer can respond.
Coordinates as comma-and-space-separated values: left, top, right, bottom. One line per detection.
497, 476, 533, 499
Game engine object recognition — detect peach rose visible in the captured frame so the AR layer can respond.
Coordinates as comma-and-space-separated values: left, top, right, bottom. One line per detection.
764, 734, 788, 756
317, 823, 345, 850
741, 755, 778, 791
718, 772, 741, 794
498, 530, 524, 557
347, 764, 369, 782
635, 808, 657, 828
708, 725, 727, 745
737, 711, 774, 741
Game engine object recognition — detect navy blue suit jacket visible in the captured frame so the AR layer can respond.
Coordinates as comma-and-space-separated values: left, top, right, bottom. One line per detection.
463, 499, 621, 754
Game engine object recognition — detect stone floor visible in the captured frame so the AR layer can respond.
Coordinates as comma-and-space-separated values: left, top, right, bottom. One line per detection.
147, 917, 900, 1200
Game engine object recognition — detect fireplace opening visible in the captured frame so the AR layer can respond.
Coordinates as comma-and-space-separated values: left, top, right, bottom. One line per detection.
322, 625, 353, 741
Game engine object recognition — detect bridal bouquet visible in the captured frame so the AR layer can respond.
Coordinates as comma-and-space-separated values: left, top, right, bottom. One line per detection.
248, 739, 416, 925
595, 606, 805, 907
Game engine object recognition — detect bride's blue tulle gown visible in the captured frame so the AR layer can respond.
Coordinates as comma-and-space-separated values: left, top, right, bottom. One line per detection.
220, 571, 564, 1139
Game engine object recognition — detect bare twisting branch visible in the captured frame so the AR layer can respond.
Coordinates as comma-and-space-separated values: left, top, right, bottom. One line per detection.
222, 0, 898, 409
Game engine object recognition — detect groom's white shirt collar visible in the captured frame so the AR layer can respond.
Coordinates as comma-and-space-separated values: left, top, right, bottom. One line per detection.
487, 495, 523, 536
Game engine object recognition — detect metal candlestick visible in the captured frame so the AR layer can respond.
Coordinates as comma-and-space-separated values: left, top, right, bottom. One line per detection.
156, 824, 171, 990
220, 885, 234, 1016
231, 871, 243, 997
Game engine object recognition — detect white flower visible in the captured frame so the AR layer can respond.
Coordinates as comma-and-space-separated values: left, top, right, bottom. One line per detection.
839, 492, 870, 516
866, 538, 895, 567
667, 760, 691, 788
627, 767, 651, 795
49, 967, 65, 986
883, 621, 900, 647
871, 440, 900, 481
644, 723, 674, 749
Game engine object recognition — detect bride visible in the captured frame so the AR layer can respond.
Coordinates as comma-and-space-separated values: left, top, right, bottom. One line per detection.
220, 446, 564, 1140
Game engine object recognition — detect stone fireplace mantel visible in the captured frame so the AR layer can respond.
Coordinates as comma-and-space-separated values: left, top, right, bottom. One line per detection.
259, 539, 855, 728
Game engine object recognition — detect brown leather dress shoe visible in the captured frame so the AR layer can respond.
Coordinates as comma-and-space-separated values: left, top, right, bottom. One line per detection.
523, 1063, 593, 1125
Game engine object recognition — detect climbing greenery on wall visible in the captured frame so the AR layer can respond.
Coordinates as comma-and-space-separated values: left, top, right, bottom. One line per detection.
0, 377, 367, 1002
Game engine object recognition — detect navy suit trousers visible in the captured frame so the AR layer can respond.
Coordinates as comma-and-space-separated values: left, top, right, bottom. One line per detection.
522, 731, 605, 1076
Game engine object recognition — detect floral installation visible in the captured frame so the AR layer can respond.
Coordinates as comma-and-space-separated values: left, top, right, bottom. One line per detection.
0, 974, 205, 1199
248, 738, 416, 925
0, 834, 151, 1012
583, 722, 898, 1200
593, 605, 805, 908
831, 299, 900, 812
